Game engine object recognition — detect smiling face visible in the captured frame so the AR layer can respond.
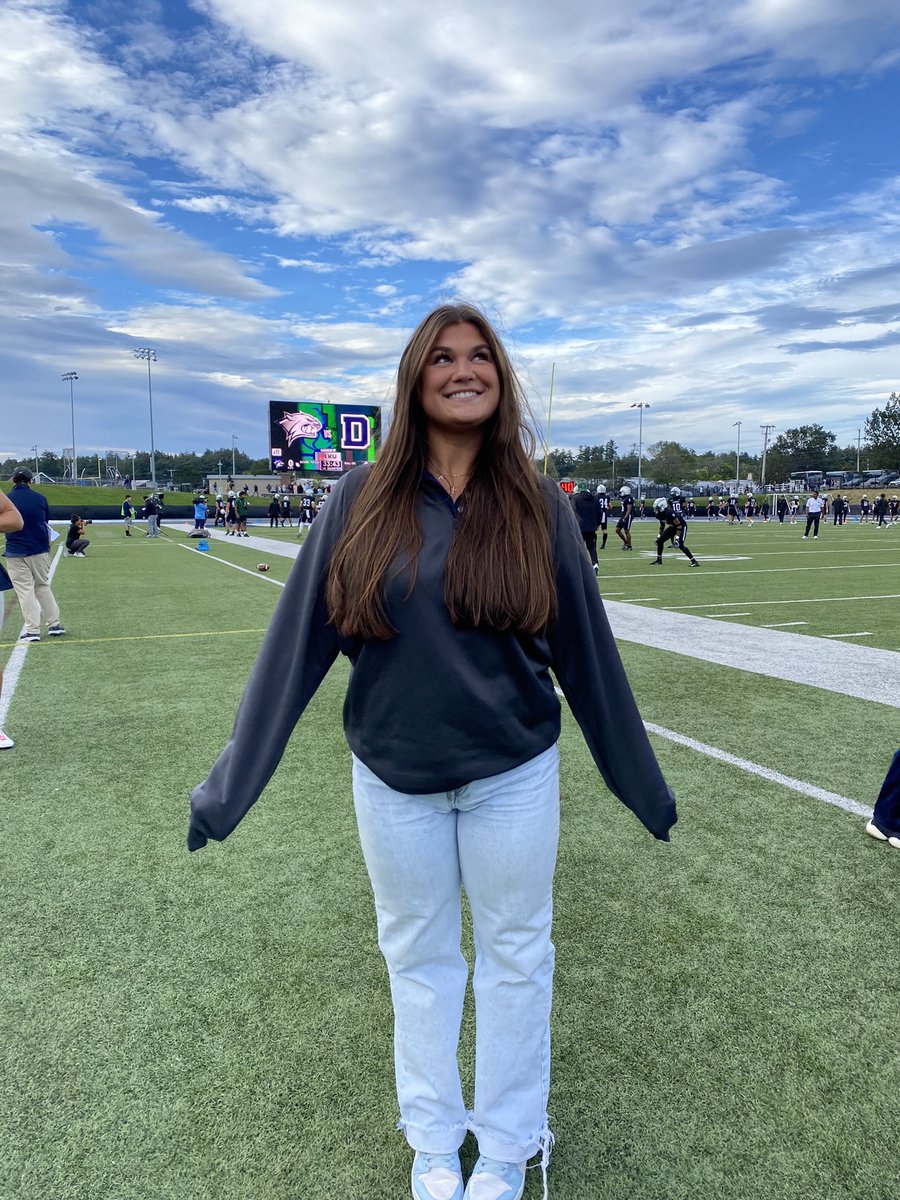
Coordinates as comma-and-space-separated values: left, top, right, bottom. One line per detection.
418, 322, 501, 440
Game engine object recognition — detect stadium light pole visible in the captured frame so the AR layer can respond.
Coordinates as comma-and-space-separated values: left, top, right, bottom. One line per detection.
31, 445, 39, 476
133, 348, 158, 486
733, 420, 742, 491
61, 371, 78, 480
630, 402, 649, 498
231, 434, 238, 479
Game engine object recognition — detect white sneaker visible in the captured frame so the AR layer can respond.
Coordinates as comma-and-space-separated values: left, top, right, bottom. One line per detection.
0, 729, 13, 749
865, 821, 888, 842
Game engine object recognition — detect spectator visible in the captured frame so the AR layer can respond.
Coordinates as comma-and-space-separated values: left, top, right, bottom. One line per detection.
122, 494, 134, 537
865, 750, 900, 849
0, 490, 25, 748
143, 493, 160, 537
3, 468, 66, 641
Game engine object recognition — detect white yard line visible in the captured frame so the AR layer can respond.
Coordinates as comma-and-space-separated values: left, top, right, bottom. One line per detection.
712, 612, 752, 617
642, 722, 872, 820
172, 540, 287, 584
553, 686, 872, 819
0, 545, 65, 731
664, 593, 900, 611
762, 621, 808, 628
822, 632, 872, 639
605, 600, 900, 708
607, 561, 900, 581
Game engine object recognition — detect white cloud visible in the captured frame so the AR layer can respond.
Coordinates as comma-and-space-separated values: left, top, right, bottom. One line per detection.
3, 0, 900, 459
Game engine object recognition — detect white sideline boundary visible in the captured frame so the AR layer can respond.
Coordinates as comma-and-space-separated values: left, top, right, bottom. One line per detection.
552, 686, 871, 819
642, 722, 872, 819
0, 545, 65, 731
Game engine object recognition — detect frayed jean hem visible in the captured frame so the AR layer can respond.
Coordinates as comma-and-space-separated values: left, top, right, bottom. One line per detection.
397, 1117, 467, 1156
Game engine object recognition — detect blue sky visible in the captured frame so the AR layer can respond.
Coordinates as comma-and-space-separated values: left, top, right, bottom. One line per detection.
3, 0, 900, 467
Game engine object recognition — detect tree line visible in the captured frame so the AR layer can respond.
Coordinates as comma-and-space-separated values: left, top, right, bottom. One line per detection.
6, 395, 899, 489
545, 394, 900, 488
1, 447, 271, 486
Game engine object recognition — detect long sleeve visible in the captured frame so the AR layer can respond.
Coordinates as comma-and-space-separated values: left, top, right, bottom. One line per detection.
187, 471, 364, 850
545, 485, 677, 841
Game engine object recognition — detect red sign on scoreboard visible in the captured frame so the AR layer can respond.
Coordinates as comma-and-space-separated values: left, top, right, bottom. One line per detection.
559, 480, 575, 493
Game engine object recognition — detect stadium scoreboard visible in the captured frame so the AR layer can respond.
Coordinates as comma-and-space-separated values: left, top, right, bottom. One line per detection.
268, 401, 381, 473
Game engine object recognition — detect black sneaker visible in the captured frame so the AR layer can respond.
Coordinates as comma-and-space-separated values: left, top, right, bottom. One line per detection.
47, 623, 66, 636
19, 631, 40, 642
690, 559, 699, 567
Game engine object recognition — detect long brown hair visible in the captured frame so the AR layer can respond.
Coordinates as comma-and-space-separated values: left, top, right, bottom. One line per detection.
326, 303, 556, 639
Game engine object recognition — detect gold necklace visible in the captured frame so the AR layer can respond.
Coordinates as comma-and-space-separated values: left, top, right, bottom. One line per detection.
428, 461, 471, 498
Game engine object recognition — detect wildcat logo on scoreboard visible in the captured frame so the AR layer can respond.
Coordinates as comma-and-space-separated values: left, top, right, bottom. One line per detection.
269, 402, 381, 472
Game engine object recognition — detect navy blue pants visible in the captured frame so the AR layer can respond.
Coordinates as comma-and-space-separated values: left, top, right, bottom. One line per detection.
872, 749, 900, 837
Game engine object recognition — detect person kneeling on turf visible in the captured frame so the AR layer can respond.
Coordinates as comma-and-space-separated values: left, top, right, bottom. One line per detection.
65, 514, 90, 557
650, 497, 698, 566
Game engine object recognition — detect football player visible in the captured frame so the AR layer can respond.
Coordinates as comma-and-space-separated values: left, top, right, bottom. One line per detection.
650, 497, 699, 566
596, 484, 610, 550
615, 486, 635, 550
572, 480, 601, 574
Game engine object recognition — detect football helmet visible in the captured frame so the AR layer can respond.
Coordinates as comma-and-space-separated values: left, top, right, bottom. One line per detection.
619, 486, 631, 496
669, 486, 681, 498
596, 484, 607, 495
653, 497, 668, 513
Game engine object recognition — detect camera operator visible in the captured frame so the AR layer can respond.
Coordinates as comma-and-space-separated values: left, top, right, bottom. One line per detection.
65, 514, 91, 557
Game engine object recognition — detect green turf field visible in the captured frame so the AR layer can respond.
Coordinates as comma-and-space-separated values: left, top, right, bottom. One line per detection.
603, 514, 900, 651
1, 521, 897, 1199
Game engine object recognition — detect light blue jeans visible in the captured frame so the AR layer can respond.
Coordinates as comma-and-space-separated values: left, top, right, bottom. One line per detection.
352, 744, 559, 1164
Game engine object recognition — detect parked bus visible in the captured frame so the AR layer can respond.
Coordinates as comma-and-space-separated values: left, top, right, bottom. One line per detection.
790, 470, 823, 490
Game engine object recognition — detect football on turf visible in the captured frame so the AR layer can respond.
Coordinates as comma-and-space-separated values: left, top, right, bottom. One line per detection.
257, 563, 270, 572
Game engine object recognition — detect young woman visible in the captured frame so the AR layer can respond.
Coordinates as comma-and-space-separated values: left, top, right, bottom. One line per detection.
189, 304, 676, 1200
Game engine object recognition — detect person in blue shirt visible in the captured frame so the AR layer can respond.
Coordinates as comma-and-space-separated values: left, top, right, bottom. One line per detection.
4, 468, 65, 642
193, 494, 208, 530
121, 494, 134, 536
0, 489, 25, 748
